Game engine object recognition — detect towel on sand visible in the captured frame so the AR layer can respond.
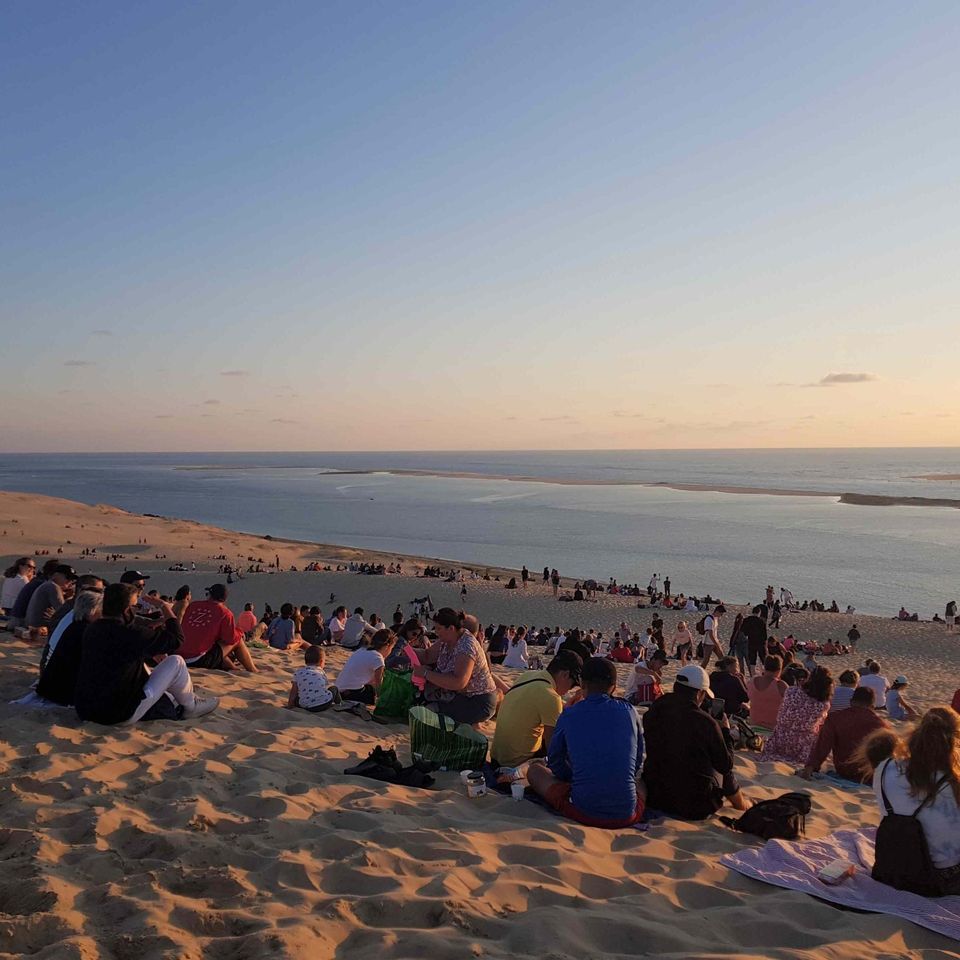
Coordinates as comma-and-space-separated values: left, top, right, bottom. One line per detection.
722, 827, 960, 942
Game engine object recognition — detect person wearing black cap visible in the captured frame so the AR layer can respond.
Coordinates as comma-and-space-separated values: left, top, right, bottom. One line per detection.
178, 583, 257, 672
491, 650, 583, 768
119, 570, 157, 618
25, 564, 77, 630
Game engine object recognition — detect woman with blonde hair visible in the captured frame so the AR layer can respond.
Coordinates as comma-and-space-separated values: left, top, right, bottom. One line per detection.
872, 708, 960, 894
672, 620, 694, 665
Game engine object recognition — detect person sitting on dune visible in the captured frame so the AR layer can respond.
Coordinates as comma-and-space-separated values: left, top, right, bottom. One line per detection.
491, 651, 583, 768
761, 666, 834, 766
412, 608, 498, 725
643, 665, 749, 820
74, 583, 218, 725
286, 644, 339, 712
527, 658, 645, 828
885, 676, 920, 721
800, 686, 891, 782
266, 603, 303, 651
336, 629, 397, 706
178, 583, 257, 672
36, 587, 103, 707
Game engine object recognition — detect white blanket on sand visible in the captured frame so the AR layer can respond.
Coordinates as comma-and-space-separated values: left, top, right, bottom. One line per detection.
721, 828, 960, 942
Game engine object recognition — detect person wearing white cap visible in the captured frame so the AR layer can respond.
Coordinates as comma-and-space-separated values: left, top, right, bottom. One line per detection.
885, 676, 920, 721
641, 664, 749, 820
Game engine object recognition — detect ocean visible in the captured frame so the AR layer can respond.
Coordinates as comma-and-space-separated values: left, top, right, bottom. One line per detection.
1, 449, 958, 616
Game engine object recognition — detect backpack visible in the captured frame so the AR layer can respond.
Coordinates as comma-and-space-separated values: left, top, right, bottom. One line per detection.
695, 617, 707, 635
872, 759, 947, 896
720, 792, 812, 841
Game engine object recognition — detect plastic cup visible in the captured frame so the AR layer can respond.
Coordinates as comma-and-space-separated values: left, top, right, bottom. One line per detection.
511, 781, 525, 802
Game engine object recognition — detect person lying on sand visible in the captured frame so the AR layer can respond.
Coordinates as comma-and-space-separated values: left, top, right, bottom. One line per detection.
527, 658, 645, 828
178, 583, 257, 672
490, 651, 583, 768
74, 582, 218, 725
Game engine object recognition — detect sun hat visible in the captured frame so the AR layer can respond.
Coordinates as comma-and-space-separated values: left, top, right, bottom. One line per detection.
675, 664, 714, 697
893, 675, 908, 686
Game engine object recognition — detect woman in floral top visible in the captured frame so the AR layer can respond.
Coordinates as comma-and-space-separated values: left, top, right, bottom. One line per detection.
413, 607, 497, 725
761, 667, 834, 766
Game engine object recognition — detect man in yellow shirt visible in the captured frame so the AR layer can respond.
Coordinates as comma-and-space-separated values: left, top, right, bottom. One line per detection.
491, 651, 583, 767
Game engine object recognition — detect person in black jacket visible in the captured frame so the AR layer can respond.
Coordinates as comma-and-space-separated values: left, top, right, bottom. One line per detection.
74, 583, 218, 726
37, 588, 103, 706
642, 665, 750, 820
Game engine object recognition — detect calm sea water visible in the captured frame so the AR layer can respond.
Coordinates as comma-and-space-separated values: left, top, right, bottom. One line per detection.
1, 450, 958, 616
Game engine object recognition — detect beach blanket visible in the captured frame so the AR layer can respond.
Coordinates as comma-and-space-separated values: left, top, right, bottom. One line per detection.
721, 827, 960, 942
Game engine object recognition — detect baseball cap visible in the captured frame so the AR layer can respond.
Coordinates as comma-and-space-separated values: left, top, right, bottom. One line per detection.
120, 570, 150, 584
53, 564, 78, 581
675, 664, 714, 697
206, 583, 228, 602
893, 675, 908, 686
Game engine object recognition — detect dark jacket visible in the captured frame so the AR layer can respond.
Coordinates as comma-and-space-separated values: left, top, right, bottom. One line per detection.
710, 670, 751, 718
642, 691, 736, 820
75, 617, 183, 725
36, 618, 86, 706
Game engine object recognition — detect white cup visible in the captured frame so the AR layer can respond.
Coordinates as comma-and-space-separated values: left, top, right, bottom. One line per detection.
511, 781, 525, 802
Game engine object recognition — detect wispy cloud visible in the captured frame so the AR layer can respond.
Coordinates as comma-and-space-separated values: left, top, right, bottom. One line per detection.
64, 359, 96, 367
612, 411, 645, 419
271, 417, 299, 424
91, 329, 112, 336
540, 415, 577, 422
154, 414, 174, 419
818, 372, 878, 386
202, 399, 221, 405
220, 369, 249, 377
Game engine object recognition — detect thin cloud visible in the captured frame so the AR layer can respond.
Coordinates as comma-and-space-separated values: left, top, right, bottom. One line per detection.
220, 369, 250, 377
64, 359, 96, 367
540, 415, 577, 422
91, 329, 112, 336
271, 417, 299, 424
203, 399, 221, 405
818, 372, 878, 386
154, 414, 174, 419
612, 411, 645, 419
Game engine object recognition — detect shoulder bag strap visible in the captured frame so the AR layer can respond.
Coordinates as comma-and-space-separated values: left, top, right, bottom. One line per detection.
506, 677, 551, 694
879, 758, 895, 815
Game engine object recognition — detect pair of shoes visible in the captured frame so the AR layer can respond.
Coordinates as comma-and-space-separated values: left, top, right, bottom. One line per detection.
344, 745, 402, 779
333, 700, 358, 712
350, 702, 372, 722
182, 695, 219, 719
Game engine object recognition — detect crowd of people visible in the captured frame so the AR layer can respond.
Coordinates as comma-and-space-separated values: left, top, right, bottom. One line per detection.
3, 555, 959, 896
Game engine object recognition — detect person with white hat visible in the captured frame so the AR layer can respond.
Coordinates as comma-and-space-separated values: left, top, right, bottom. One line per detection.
885, 676, 920, 721
641, 664, 750, 820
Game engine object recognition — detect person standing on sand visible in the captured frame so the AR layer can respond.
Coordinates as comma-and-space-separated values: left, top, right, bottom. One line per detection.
699, 604, 725, 669
847, 624, 861, 652
551, 569, 560, 597
521, 566, 529, 589
663, 576, 671, 598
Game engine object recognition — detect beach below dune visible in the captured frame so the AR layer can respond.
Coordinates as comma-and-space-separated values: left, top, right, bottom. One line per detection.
2, 491, 960, 957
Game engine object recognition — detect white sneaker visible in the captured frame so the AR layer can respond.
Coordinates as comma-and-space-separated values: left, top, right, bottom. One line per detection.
182, 695, 219, 719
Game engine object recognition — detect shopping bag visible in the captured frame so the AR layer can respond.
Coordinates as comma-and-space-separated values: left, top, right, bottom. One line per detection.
372, 668, 416, 722
408, 705, 488, 771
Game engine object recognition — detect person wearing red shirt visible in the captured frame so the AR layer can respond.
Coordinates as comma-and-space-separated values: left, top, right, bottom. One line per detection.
800, 687, 890, 782
237, 603, 258, 637
608, 639, 635, 663
179, 584, 257, 672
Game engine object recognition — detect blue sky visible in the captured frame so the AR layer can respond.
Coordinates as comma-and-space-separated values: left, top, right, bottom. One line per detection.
2, 2, 959, 451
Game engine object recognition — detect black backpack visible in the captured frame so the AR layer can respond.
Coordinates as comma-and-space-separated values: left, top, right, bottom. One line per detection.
720, 791, 812, 841
872, 759, 947, 896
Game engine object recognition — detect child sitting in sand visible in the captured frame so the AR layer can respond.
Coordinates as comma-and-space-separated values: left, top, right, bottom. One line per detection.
286, 645, 339, 712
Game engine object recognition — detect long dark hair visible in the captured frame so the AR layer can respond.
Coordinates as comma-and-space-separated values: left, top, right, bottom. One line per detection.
803, 666, 834, 703
3, 558, 31, 578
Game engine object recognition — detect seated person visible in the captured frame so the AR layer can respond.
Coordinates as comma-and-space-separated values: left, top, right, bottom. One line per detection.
608, 638, 635, 663
237, 603, 258, 637
74, 583, 218, 725
746, 656, 788, 728
800, 687, 891, 782
178, 584, 257, 672
341, 607, 375, 649
413, 608, 498, 725
885, 675, 920, 721
709, 656, 751, 719
527, 658, 645, 828
336, 629, 396, 705
266, 603, 302, 650
871, 708, 960, 895
830, 670, 860, 711
858, 661, 889, 708
36, 588, 102, 706
624, 650, 668, 706
299, 606, 324, 645
643, 665, 749, 820
286, 645, 339, 712
491, 651, 583, 768
953, 688, 960, 714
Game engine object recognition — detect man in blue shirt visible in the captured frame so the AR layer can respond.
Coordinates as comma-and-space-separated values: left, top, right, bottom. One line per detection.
527, 657, 645, 828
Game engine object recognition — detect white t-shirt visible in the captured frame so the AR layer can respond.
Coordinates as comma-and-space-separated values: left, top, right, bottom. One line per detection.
341, 613, 372, 649
874, 760, 960, 869
1, 574, 29, 610
336, 648, 385, 692
858, 674, 888, 708
293, 665, 334, 709
702, 615, 717, 645
502, 639, 529, 669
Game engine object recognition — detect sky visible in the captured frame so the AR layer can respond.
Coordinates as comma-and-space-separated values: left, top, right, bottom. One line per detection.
2, 1, 959, 452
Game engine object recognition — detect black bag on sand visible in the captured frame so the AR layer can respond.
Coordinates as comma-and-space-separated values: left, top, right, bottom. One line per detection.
720, 792, 812, 841
872, 759, 946, 896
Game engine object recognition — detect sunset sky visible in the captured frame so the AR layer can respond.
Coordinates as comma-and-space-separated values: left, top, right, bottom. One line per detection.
3, 2, 959, 452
